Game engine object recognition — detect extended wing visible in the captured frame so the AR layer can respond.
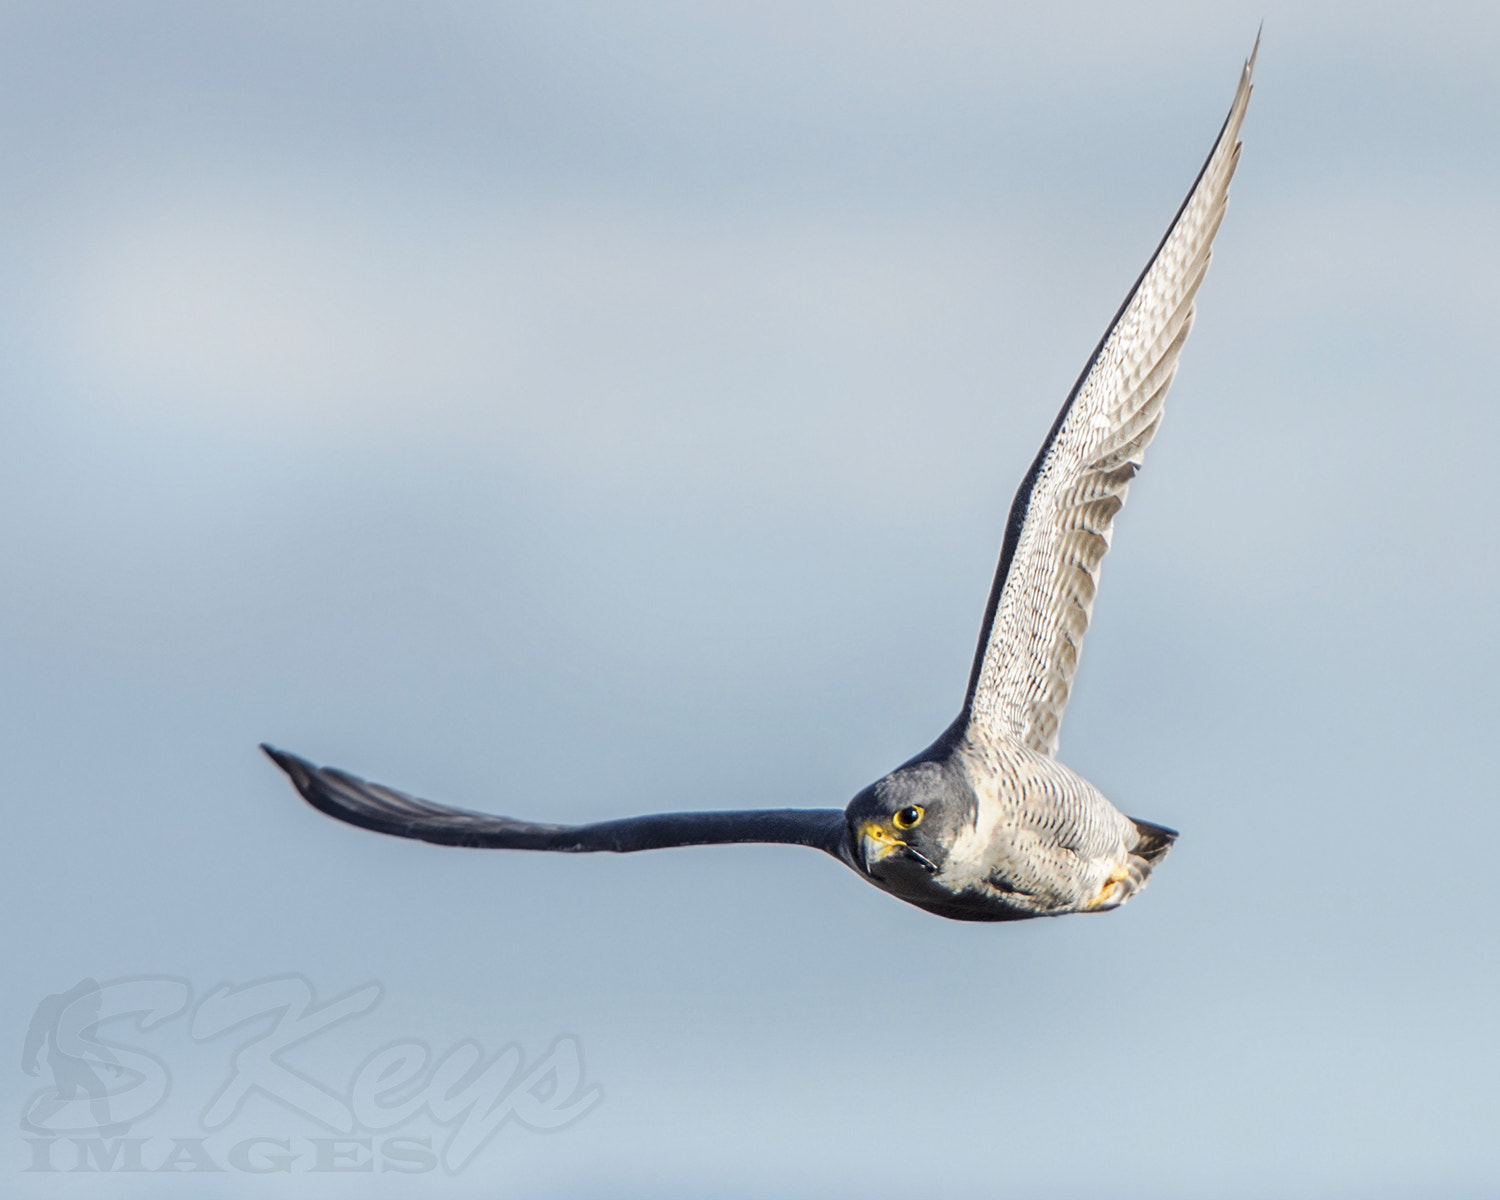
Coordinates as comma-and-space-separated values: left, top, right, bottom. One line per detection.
263, 745, 848, 858
963, 40, 1256, 757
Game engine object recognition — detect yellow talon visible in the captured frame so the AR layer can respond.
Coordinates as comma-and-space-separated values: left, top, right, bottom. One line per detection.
1088, 866, 1130, 909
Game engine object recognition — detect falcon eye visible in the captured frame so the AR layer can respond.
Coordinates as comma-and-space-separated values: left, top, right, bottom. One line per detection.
893, 805, 924, 831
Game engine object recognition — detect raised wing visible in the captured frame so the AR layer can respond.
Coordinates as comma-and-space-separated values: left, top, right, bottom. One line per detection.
963, 40, 1256, 757
263, 745, 848, 857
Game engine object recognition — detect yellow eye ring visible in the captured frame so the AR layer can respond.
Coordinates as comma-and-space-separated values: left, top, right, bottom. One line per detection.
893, 805, 924, 831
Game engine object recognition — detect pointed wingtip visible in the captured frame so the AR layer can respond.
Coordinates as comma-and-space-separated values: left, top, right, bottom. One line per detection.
1222, 24, 1260, 142
260, 744, 379, 829
260, 743, 313, 790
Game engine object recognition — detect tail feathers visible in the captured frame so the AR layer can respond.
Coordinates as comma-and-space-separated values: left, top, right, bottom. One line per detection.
1129, 816, 1178, 866
1105, 816, 1178, 908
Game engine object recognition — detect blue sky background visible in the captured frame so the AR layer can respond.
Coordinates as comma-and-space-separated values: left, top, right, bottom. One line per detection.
3, 3, 1497, 1196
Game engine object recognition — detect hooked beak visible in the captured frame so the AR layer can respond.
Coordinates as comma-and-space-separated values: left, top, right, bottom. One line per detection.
858, 822, 937, 875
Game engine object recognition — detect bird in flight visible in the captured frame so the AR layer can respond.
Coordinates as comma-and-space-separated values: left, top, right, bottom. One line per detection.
266, 41, 1256, 923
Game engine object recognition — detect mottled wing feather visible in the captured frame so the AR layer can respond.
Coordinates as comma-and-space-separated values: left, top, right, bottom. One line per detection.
263, 745, 848, 856
965, 43, 1255, 757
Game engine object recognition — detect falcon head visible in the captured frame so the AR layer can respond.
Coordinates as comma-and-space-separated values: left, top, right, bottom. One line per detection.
844, 760, 975, 891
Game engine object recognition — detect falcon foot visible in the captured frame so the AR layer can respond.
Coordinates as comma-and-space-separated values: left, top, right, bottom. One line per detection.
1088, 867, 1131, 910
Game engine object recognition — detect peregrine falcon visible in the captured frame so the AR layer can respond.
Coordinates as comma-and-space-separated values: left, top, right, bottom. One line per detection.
265, 41, 1256, 923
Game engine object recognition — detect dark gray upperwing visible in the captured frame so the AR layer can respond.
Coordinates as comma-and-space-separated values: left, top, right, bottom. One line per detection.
263, 746, 849, 859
